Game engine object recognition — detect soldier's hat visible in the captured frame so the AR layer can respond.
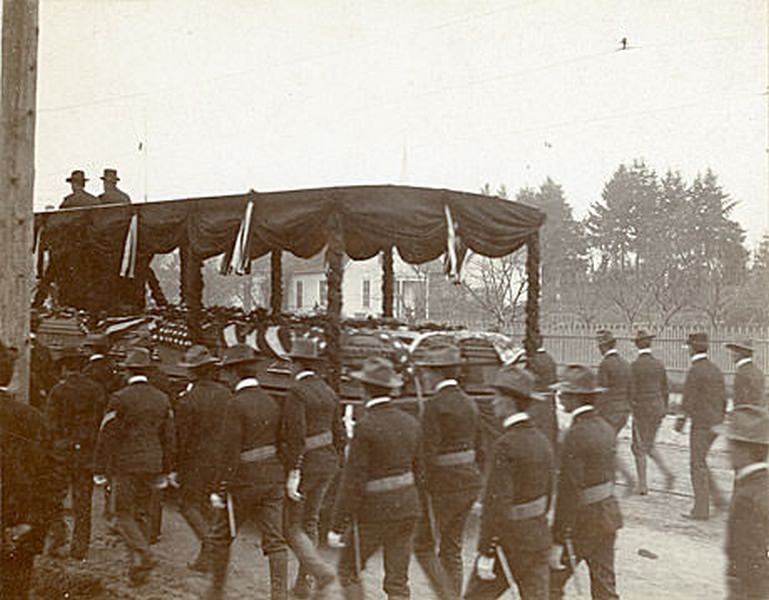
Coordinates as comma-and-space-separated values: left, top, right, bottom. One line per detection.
179, 344, 219, 369
712, 405, 769, 445
684, 332, 708, 350
123, 347, 152, 369
351, 356, 403, 388
412, 343, 462, 367
65, 169, 88, 183
725, 339, 754, 354
550, 364, 606, 395
219, 343, 259, 367
289, 337, 324, 361
595, 330, 615, 345
100, 168, 120, 182
634, 329, 656, 343
493, 364, 545, 401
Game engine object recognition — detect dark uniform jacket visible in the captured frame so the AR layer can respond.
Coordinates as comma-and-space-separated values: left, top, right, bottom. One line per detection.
99, 188, 131, 205
527, 351, 559, 452
176, 378, 231, 489
725, 465, 769, 599
422, 381, 483, 495
281, 371, 346, 479
217, 380, 284, 488
46, 373, 106, 471
682, 356, 726, 430
332, 399, 422, 528
552, 407, 623, 550
477, 415, 553, 556
528, 349, 557, 390
83, 355, 124, 395
629, 351, 668, 420
596, 351, 633, 425
60, 189, 99, 209
733, 359, 766, 409
1, 391, 62, 555
94, 376, 176, 475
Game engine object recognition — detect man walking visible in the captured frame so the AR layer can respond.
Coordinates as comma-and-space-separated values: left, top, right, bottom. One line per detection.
629, 330, 674, 495
675, 332, 727, 520
726, 339, 766, 409
464, 365, 553, 600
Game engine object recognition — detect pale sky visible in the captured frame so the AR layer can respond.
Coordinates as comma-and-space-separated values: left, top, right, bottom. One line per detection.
33, 0, 768, 246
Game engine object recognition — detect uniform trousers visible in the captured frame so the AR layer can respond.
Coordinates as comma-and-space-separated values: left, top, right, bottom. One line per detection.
549, 534, 618, 600
690, 427, 725, 517
464, 546, 549, 600
337, 517, 417, 599
630, 411, 664, 457
48, 468, 94, 556
114, 473, 157, 558
180, 479, 213, 541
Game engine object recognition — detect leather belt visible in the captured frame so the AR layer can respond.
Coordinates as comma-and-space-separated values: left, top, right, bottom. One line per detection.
431, 449, 476, 467
240, 444, 277, 463
365, 471, 415, 493
508, 495, 548, 521
305, 431, 333, 451
579, 482, 613, 505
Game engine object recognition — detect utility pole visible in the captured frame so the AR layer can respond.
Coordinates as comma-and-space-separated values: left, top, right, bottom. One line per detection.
0, 0, 39, 404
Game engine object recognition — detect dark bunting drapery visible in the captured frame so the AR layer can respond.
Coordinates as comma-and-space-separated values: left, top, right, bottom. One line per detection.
381, 246, 394, 318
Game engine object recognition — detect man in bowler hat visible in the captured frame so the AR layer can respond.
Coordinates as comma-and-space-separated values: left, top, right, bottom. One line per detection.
98, 168, 131, 205
726, 339, 766, 409
59, 170, 99, 209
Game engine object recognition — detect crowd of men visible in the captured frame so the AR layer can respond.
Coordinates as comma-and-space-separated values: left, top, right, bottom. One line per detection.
1, 327, 767, 600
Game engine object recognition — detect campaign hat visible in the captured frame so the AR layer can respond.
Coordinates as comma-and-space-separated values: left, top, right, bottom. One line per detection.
595, 330, 615, 345
725, 339, 754, 354
101, 168, 120, 182
179, 344, 219, 369
493, 364, 545, 401
219, 344, 259, 367
123, 347, 152, 369
634, 329, 656, 343
351, 356, 403, 388
712, 405, 769, 445
551, 364, 606, 395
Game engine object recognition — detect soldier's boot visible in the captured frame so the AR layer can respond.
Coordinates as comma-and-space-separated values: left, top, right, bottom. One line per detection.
188, 541, 212, 574
650, 448, 675, 490
634, 455, 648, 495
207, 544, 230, 597
415, 551, 459, 600
269, 550, 289, 600
341, 582, 365, 600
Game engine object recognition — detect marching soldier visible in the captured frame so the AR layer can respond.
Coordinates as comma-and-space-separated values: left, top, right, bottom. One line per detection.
549, 365, 623, 600
59, 170, 99, 209
175, 345, 230, 572
726, 339, 766, 409
328, 357, 423, 600
675, 332, 727, 520
525, 334, 559, 455
82, 333, 123, 395
281, 339, 345, 599
412, 343, 483, 599
629, 330, 674, 495
93, 347, 177, 585
465, 365, 553, 600
595, 330, 635, 489
206, 344, 289, 600
45, 347, 106, 560
98, 168, 131, 205
713, 405, 769, 599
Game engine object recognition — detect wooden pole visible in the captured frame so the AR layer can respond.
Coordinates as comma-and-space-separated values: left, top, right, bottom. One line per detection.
524, 232, 541, 358
0, 0, 39, 404
381, 246, 394, 318
270, 248, 282, 315
325, 211, 344, 391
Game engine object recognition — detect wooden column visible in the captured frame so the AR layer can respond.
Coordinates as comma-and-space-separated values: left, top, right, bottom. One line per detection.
180, 246, 203, 341
325, 211, 344, 391
0, 0, 39, 403
524, 232, 541, 358
381, 246, 394, 317
270, 248, 282, 315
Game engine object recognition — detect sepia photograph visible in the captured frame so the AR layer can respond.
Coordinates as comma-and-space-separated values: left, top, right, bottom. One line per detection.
0, 1, 767, 598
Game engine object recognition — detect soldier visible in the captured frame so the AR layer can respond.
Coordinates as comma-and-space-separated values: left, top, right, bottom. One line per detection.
525, 334, 559, 455
82, 333, 123, 395
412, 343, 483, 599
59, 170, 99, 209
726, 339, 766, 409
282, 339, 346, 599
45, 347, 106, 560
206, 344, 288, 600
549, 365, 623, 600
327, 357, 422, 600
595, 330, 635, 490
98, 168, 131, 205
713, 405, 769, 599
93, 347, 177, 585
464, 365, 553, 600
675, 332, 727, 520
175, 345, 230, 573
629, 330, 674, 495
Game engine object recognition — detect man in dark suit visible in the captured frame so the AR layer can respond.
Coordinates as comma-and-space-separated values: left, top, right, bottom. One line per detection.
45, 347, 106, 560
549, 365, 623, 600
675, 332, 727, 520
281, 339, 345, 599
413, 343, 483, 599
726, 339, 766, 409
98, 168, 131, 205
525, 334, 559, 455
713, 405, 769, 599
175, 345, 230, 573
464, 365, 553, 600
93, 347, 177, 585
206, 344, 288, 600
59, 170, 99, 209
629, 330, 674, 495
328, 357, 423, 600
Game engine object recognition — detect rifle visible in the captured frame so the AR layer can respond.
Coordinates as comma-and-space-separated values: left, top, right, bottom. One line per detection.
493, 543, 517, 598
564, 532, 583, 596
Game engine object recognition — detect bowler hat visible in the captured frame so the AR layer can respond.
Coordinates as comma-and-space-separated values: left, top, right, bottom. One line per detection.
493, 365, 545, 401
219, 343, 259, 367
101, 168, 120, 182
712, 405, 769, 445
595, 330, 615, 345
413, 343, 462, 367
351, 356, 403, 388
65, 169, 88, 183
179, 344, 219, 369
634, 329, 656, 343
551, 364, 606, 395
124, 347, 152, 369
725, 339, 754, 354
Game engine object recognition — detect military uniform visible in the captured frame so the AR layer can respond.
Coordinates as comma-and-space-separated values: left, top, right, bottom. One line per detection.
733, 357, 766, 409
465, 412, 553, 600
596, 349, 633, 434
46, 373, 106, 558
527, 348, 559, 454
630, 349, 668, 454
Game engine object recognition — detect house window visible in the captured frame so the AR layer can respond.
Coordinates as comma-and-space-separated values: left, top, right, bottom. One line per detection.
319, 280, 328, 305
296, 280, 303, 309
362, 279, 370, 308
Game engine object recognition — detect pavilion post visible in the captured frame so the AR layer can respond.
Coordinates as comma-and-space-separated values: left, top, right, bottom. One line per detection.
270, 248, 282, 315
180, 245, 203, 341
524, 231, 541, 358
381, 245, 394, 318
325, 210, 344, 391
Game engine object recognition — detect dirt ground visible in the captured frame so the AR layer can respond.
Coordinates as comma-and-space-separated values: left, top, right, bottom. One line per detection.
31, 414, 732, 599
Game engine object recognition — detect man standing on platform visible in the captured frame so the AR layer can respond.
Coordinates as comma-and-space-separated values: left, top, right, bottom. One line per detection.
98, 168, 131, 205
59, 170, 99, 209
464, 365, 553, 600
726, 339, 766, 409
675, 332, 727, 520
629, 330, 674, 495
412, 343, 483, 600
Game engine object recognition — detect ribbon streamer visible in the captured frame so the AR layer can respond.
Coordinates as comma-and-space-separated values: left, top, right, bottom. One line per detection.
119, 213, 138, 279
221, 199, 254, 276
